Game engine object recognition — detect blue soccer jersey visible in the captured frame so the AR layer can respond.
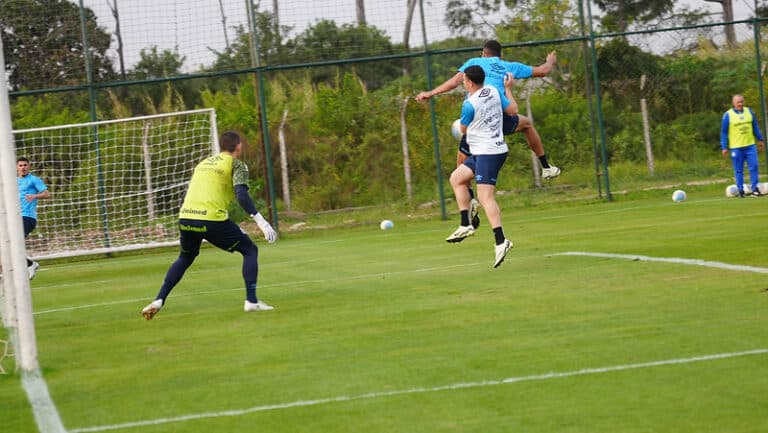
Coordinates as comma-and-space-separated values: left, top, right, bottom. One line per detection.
17, 174, 48, 220
459, 57, 533, 98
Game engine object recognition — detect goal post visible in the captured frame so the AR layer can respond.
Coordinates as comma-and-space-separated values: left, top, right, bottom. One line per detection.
12, 108, 219, 259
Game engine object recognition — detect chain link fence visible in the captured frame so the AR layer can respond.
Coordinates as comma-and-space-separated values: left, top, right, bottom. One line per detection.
4, 0, 768, 226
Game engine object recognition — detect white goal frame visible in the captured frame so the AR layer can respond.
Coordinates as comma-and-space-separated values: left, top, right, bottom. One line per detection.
12, 108, 219, 259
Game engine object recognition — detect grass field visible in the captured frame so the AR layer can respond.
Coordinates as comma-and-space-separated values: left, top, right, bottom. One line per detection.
2, 183, 768, 433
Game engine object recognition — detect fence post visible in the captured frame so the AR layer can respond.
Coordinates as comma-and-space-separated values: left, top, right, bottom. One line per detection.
419, 0, 447, 219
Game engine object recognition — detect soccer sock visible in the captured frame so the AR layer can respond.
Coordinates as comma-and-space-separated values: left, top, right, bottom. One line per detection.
242, 245, 259, 302
246, 283, 258, 303
468, 186, 475, 200
538, 154, 550, 168
460, 210, 470, 227
493, 227, 506, 245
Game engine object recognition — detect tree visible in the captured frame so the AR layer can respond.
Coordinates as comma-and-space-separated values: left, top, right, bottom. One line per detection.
444, 0, 519, 36
0, 0, 114, 91
593, 0, 674, 32
703, 0, 736, 48
285, 20, 400, 90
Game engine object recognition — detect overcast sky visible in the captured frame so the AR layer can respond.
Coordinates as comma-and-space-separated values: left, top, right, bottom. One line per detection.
79, 0, 759, 72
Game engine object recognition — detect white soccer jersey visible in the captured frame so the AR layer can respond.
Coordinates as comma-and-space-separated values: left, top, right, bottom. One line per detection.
460, 86, 509, 155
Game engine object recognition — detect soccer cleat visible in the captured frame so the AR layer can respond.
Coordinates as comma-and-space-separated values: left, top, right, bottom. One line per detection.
445, 225, 475, 243
28, 261, 40, 280
542, 166, 561, 180
469, 199, 481, 229
493, 239, 513, 268
141, 299, 163, 320
751, 189, 764, 197
738, 190, 745, 198
244, 300, 274, 312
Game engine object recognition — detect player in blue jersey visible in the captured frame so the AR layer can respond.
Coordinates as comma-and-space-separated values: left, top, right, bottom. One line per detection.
417, 40, 558, 178
445, 65, 516, 268
16, 157, 51, 280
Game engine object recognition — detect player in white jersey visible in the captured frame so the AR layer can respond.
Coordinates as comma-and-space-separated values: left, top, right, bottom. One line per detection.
445, 65, 515, 268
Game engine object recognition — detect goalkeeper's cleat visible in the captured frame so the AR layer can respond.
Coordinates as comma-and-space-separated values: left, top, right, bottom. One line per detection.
470, 199, 481, 229
493, 239, 513, 268
28, 261, 40, 280
141, 299, 163, 320
446, 225, 475, 243
542, 166, 561, 180
244, 300, 274, 312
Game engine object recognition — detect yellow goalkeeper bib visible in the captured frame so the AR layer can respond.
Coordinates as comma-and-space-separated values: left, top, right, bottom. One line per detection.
727, 108, 756, 149
179, 153, 234, 221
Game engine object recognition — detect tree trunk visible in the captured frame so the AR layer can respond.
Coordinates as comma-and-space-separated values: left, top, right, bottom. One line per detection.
356, 0, 367, 25
401, 0, 418, 76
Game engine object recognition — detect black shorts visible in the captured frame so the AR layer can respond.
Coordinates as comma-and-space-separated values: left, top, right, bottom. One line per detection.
178, 218, 255, 255
23, 216, 37, 238
459, 113, 520, 156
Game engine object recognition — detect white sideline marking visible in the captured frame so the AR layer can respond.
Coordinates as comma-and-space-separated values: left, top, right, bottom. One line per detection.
69, 349, 768, 433
22, 369, 67, 433
553, 251, 768, 274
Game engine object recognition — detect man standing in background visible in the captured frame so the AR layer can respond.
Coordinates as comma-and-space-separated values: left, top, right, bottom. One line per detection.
720, 94, 764, 197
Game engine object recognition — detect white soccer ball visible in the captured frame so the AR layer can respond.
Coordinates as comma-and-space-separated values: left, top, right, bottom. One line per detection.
725, 184, 739, 197
759, 182, 768, 195
672, 189, 686, 202
450, 119, 463, 141
379, 219, 394, 230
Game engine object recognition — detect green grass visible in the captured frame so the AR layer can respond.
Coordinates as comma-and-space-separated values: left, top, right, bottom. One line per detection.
2, 183, 768, 433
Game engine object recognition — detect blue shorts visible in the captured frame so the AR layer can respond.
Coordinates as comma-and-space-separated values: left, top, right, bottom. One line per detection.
459, 113, 520, 156
178, 218, 256, 256
463, 153, 508, 185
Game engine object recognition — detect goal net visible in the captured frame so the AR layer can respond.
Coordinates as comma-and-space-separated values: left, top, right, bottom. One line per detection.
13, 108, 219, 259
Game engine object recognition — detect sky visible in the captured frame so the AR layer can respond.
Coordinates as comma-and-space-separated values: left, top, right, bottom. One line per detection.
78, 0, 760, 72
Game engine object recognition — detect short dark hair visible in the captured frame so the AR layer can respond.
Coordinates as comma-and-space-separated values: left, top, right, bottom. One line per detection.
464, 65, 485, 86
483, 40, 502, 57
219, 131, 241, 152
17, 157, 29, 163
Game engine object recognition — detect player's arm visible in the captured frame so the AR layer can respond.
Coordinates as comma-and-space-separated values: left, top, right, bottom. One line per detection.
502, 73, 518, 116
415, 72, 463, 102
28, 189, 51, 201
720, 112, 730, 156
749, 108, 765, 149
233, 160, 277, 242
531, 51, 557, 77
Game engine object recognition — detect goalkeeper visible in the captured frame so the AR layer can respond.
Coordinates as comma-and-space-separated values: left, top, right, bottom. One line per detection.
141, 131, 278, 320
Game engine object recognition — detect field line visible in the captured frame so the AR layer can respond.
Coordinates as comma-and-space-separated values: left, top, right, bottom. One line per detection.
552, 251, 768, 274
32, 263, 480, 316
68, 348, 768, 433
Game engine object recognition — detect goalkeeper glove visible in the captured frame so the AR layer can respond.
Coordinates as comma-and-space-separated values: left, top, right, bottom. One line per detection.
251, 213, 277, 243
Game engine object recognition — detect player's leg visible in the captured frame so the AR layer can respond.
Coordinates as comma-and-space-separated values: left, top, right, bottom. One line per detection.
730, 148, 746, 196
457, 140, 480, 229
22, 217, 39, 279
474, 154, 513, 267
446, 161, 476, 243
507, 114, 561, 179
745, 145, 762, 196
142, 220, 203, 319
206, 220, 273, 311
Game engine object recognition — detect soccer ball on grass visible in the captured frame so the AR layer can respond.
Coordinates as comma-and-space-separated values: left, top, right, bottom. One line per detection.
672, 189, 686, 202
379, 219, 394, 230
